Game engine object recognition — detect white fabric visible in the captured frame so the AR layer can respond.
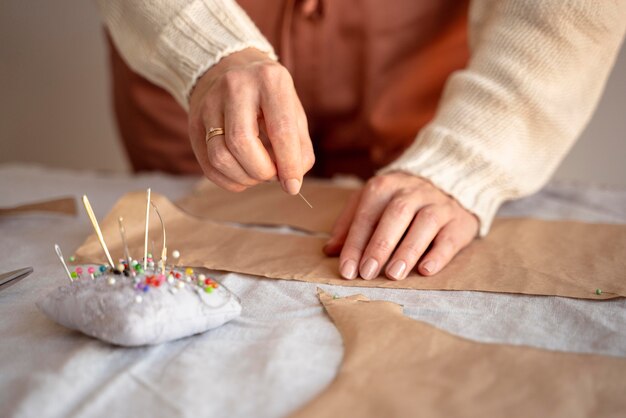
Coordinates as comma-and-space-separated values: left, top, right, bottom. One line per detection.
1, 164, 626, 418
36, 270, 241, 346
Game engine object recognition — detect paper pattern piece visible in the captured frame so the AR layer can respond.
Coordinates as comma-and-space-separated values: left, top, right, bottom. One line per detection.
74, 192, 626, 300
0, 197, 77, 216
291, 290, 626, 417
176, 179, 357, 233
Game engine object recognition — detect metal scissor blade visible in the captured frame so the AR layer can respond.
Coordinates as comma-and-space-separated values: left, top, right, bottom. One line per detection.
0, 267, 34, 291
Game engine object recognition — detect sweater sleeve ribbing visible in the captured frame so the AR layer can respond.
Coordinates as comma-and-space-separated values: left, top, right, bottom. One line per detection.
379, 0, 626, 235
97, 0, 276, 110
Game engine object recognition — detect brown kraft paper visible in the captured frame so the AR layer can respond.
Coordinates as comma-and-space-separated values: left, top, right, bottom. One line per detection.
290, 290, 626, 418
73, 191, 626, 300
0, 197, 77, 216
176, 179, 358, 233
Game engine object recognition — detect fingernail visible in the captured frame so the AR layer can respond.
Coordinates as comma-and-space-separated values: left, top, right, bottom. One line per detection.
386, 260, 406, 280
323, 240, 336, 253
340, 260, 357, 280
284, 178, 301, 195
360, 258, 379, 280
421, 260, 437, 274
323, 243, 336, 254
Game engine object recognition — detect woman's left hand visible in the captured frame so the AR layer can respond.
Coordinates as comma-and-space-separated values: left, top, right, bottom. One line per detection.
323, 172, 479, 280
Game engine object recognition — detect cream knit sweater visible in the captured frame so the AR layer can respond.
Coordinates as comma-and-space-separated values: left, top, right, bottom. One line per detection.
98, 0, 626, 235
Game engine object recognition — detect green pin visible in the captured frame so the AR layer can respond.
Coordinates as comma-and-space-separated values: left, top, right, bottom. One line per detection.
595, 288, 602, 295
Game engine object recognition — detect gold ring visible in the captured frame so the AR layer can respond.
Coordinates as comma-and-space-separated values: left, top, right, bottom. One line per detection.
205, 127, 225, 144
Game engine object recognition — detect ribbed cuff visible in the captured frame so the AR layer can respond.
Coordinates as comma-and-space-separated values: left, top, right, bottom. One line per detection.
377, 126, 517, 236
150, 0, 277, 109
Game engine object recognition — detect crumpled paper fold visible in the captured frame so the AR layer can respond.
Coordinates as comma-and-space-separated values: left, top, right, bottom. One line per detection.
74, 191, 626, 300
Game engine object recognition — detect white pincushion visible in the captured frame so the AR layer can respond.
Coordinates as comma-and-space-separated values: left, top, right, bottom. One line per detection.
37, 266, 241, 346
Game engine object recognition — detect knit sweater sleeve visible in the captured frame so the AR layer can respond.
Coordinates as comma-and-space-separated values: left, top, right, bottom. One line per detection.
378, 0, 626, 236
96, 0, 276, 110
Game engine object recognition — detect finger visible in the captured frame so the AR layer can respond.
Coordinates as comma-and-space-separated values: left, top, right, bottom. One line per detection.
359, 194, 426, 280
384, 204, 453, 280
339, 180, 396, 280
202, 164, 247, 192
296, 99, 315, 173
223, 89, 276, 181
206, 135, 260, 186
260, 73, 302, 195
190, 107, 250, 192
189, 108, 244, 192
257, 121, 276, 163
188, 102, 220, 173
418, 218, 477, 276
323, 190, 362, 256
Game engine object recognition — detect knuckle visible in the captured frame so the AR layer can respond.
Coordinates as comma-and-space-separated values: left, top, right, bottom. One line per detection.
418, 207, 440, 228
268, 117, 297, 139
389, 197, 413, 217
370, 238, 395, 254
437, 235, 458, 253
402, 240, 425, 258
342, 242, 363, 257
222, 70, 242, 89
366, 176, 392, 194
258, 62, 287, 81
303, 151, 315, 171
208, 145, 233, 170
354, 209, 378, 227
221, 70, 245, 92
226, 130, 251, 153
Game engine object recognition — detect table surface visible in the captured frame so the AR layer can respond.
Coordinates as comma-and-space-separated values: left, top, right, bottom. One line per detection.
1, 163, 625, 418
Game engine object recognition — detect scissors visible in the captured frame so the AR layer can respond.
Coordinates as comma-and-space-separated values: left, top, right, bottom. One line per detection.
0, 267, 33, 292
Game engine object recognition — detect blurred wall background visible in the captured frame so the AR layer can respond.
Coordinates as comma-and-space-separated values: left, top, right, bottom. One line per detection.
1, 1, 625, 185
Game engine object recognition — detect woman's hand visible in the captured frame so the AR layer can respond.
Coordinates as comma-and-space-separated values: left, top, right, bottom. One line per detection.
188, 48, 314, 194
324, 172, 479, 280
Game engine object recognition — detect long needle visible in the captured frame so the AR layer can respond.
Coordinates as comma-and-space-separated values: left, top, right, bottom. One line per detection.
143, 188, 151, 270
150, 201, 168, 274
298, 192, 313, 209
54, 244, 73, 283
82, 195, 115, 268
118, 217, 132, 266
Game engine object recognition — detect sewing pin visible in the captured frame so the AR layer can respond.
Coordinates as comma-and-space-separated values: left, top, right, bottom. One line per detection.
298, 192, 313, 209
595, 288, 619, 297
54, 244, 74, 283
150, 200, 168, 274
118, 217, 133, 271
82, 195, 115, 269
143, 188, 151, 270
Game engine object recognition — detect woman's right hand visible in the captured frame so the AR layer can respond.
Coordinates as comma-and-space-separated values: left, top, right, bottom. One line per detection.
188, 48, 314, 195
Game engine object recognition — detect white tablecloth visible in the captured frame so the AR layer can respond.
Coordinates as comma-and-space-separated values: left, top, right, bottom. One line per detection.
1, 164, 625, 418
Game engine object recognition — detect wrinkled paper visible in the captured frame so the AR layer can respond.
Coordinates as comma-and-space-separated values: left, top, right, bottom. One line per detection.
290, 290, 626, 417
74, 191, 626, 300
0, 197, 76, 216
176, 179, 357, 233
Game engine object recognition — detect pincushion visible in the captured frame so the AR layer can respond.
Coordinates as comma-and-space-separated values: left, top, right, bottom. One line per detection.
37, 264, 241, 346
